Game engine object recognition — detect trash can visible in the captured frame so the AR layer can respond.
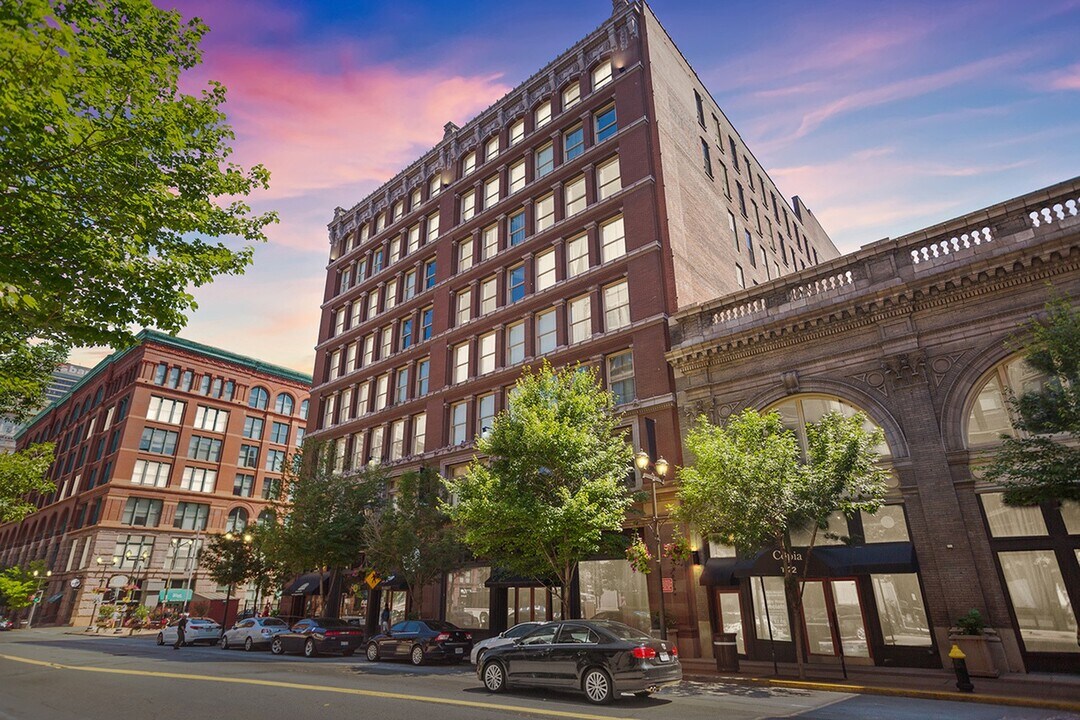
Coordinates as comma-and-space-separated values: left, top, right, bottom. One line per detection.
713, 632, 739, 672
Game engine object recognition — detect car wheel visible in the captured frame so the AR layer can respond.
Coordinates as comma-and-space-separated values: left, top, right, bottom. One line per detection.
365, 642, 380, 662
582, 668, 614, 705
156, 633, 164, 646
244, 637, 254, 652
410, 645, 425, 666
304, 639, 318, 658
271, 638, 284, 655
482, 660, 506, 693
220, 635, 229, 650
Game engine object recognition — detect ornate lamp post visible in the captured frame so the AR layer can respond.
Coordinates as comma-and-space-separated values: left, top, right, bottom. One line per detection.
124, 550, 149, 635
635, 449, 670, 640
25, 569, 53, 629
87, 556, 117, 631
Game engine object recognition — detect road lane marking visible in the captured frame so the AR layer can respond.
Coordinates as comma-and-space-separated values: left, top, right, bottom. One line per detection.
0, 652, 630, 720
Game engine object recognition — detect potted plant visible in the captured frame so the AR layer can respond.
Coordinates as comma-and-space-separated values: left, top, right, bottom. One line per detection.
948, 609, 1002, 677
663, 528, 692, 566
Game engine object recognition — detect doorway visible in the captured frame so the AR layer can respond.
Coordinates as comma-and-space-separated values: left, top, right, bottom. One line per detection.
800, 579, 873, 664
713, 589, 747, 654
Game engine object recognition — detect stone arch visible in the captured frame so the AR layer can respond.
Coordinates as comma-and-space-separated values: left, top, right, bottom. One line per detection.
939, 336, 1023, 453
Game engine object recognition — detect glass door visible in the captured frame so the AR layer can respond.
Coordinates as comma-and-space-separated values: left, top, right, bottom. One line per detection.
799, 579, 872, 662
714, 590, 746, 654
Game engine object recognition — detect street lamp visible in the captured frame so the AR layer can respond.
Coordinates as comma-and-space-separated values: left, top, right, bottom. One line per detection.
221, 531, 253, 632
635, 449, 670, 640
124, 550, 150, 635
25, 570, 53, 630
87, 556, 118, 631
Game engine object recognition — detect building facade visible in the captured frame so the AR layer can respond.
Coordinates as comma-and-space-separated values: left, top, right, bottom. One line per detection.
0, 331, 311, 627
667, 177, 1080, 674
310, 0, 838, 651
1, 363, 90, 454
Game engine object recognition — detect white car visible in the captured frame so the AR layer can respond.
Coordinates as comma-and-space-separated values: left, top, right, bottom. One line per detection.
220, 616, 290, 651
470, 621, 546, 665
156, 617, 222, 646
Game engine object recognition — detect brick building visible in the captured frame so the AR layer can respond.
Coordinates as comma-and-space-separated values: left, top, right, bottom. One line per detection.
667, 178, 1080, 673
0, 331, 311, 627
310, 0, 837, 650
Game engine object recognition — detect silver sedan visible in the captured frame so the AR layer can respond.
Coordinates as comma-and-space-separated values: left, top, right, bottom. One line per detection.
470, 621, 546, 664
157, 617, 222, 646
220, 616, 290, 651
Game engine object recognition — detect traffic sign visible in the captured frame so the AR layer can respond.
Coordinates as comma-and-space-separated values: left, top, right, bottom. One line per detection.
365, 571, 381, 589
158, 588, 193, 603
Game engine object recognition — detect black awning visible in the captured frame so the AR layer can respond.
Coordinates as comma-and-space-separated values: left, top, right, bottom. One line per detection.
700, 543, 918, 585
283, 572, 330, 596
484, 568, 559, 588
377, 574, 408, 591
699, 557, 743, 586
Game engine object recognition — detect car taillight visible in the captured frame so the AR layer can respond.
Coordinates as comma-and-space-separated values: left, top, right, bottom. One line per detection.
631, 646, 657, 659
671, 645, 679, 656
465, 633, 472, 641
325, 630, 341, 637
434, 632, 450, 642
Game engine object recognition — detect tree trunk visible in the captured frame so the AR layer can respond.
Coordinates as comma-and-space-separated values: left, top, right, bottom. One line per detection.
782, 561, 806, 680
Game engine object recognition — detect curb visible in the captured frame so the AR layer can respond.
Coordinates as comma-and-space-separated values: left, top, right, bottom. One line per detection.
685, 673, 1080, 713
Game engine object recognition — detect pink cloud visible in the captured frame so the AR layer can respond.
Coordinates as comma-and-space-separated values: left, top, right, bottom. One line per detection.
1047, 63, 1080, 90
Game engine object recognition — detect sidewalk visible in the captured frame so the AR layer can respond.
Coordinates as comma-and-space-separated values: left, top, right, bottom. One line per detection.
680, 658, 1080, 713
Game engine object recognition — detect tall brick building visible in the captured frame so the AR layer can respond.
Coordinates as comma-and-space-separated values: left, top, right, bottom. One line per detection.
310, 0, 838, 649
0, 331, 311, 627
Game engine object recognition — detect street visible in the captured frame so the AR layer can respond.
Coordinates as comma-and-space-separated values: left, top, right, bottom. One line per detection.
0, 630, 1074, 720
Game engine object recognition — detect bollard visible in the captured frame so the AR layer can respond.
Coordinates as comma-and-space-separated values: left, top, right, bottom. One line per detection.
949, 644, 974, 693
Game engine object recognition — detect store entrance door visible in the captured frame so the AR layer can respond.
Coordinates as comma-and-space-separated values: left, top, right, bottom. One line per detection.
801, 579, 873, 664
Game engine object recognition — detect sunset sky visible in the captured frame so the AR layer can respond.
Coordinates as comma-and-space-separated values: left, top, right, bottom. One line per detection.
69, 0, 1080, 373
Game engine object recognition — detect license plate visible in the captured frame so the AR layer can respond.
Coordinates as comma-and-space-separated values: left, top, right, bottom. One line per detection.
455, 647, 463, 654
341, 641, 350, 646
659, 652, 670, 662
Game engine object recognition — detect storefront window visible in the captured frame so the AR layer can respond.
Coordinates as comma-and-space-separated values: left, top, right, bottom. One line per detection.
578, 559, 650, 632
790, 510, 847, 546
981, 493, 1048, 537
716, 592, 745, 653
802, 582, 833, 654
871, 573, 932, 646
966, 355, 1049, 447
445, 566, 490, 629
1061, 501, 1080, 535
387, 590, 407, 625
861, 505, 910, 543
751, 576, 791, 641
997, 550, 1079, 653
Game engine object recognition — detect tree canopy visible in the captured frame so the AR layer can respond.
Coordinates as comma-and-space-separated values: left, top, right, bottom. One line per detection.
0, 560, 48, 612
0, 443, 56, 525
985, 298, 1080, 505
446, 363, 634, 613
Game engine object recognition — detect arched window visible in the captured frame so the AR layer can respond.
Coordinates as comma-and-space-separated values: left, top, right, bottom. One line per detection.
299, 399, 309, 421
765, 394, 892, 460
966, 355, 1050, 448
275, 393, 295, 415
226, 507, 248, 533
248, 386, 269, 410
256, 509, 275, 526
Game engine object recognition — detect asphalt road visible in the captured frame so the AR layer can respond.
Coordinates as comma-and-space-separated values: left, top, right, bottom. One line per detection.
0, 629, 1075, 720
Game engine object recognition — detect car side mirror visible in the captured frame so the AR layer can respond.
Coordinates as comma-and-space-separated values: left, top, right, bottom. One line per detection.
512, 637, 523, 645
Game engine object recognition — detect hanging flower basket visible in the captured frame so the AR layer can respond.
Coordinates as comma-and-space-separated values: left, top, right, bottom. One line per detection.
663, 528, 692, 566
626, 535, 653, 574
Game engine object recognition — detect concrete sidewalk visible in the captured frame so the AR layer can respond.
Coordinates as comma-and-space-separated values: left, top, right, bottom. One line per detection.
680, 658, 1080, 713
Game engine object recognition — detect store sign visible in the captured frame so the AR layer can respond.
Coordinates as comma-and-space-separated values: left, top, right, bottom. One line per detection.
158, 588, 193, 602
661, 577, 674, 593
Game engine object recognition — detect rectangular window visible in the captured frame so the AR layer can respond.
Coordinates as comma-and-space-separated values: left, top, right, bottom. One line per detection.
329, 349, 342, 378
132, 460, 170, 487
507, 322, 525, 365
600, 216, 626, 263
462, 151, 476, 177
121, 498, 162, 527
356, 380, 370, 414
429, 175, 441, 198
730, 138, 739, 167
450, 402, 468, 445
173, 502, 209, 531
508, 264, 526, 303
403, 269, 417, 300
565, 175, 586, 216
239, 444, 259, 469
389, 418, 406, 461
139, 427, 178, 456
535, 143, 554, 178
146, 396, 185, 424
484, 175, 500, 210
871, 574, 932, 647
243, 416, 263, 440
603, 280, 630, 331
478, 393, 496, 436
426, 212, 440, 244
536, 309, 557, 354
567, 234, 589, 277
194, 405, 228, 433
262, 477, 281, 501
416, 358, 430, 396
481, 225, 499, 261
453, 343, 470, 383
735, 264, 745, 289
485, 136, 499, 162
412, 413, 426, 455
509, 210, 526, 246
374, 212, 385, 232
372, 248, 385, 273
536, 249, 556, 291
350, 301, 362, 328
233, 474, 254, 497
407, 223, 421, 253
181, 467, 217, 493
737, 182, 747, 216
421, 306, 434, 340
562, 81, 580, 110
479, 332, 497, 375
461, 190, 476, 222
596, 157, 621, 200
535, 101, 552, 129
594, 105, 617, 142
389, 237, 401, 263
535, 193, 555, 232
694, 89, 705, 126
751, 577, 791, 640
564, 125, 584, 162
395, 366, 409, 404
607, 350, 635, 404
455, 287, 472, 326
375, 374, 389, 410
569, 295, 592, 344
187, 435, 222, 462
266, 448, 286, 473
457, 238, 474, 272
509, 119, 525, 146
701, 138, 712, 176
400, 317, 414, 349
721, 160, 731, 195
509, 160, 526, 194
424, 259, 437, 289
380, 325, 392, 359
340, 387, 353, 422
367, 292, 379, 320
592, 60, 612, 90
384, 279, 398, 310
745, 230, 756, 266
270, 421, 290, 445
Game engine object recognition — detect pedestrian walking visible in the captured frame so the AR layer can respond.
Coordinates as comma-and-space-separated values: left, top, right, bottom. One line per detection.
173, 613, 188, 650
380, 603, 391, 634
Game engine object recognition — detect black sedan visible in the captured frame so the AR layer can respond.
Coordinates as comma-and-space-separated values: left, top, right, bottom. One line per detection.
269, 617, 365, 658
365, 619, 472, 665
477, 620, 682, 705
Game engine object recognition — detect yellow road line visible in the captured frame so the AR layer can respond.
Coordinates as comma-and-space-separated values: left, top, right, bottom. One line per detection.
0, 652, 627, 720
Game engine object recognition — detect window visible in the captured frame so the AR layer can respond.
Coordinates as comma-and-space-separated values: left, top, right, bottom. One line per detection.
483, 175, 500, 210
139, 428, 178, 455
562, 81, 580, 110
407, 223, 421, 254
721, 160, 731, 195
153, 363, 167, 385
509, 210, 526, 246
737, 182, 747, 215
694, 89, 705, 126
455, 288, 472, 325
479, 332, 497, 375
248, 387, 269, 410
484, 135, 500, 162
181, 467, 217, 493
340, 387, 353, 422
374, 212, 386, 232
389, 237, 401, 263
535, 194, 555, 232
147, 396, 185, 424
426, 212, 440, 244
384, 279, 398, 310
356, 381, 370, 415
509, 119, 525, 146
395, 366, 409, 403
564, 125, 584, 162
569, 295, 592, 344
536, 309, 557, 354
768, 395, 891, 459
412, 413, 426, 455
193, 405, 228, 433
187, 436, 222, 462
509, 160, 526, 194
535, 143, 554, 178
861, 506, 911, 543
400, 317, 414, 350
536, 249, 556, 291
461, 190, 476, 222
735, 264, 745, 289
534, 101, 552, 128
266, 449, 286, 473
421, 306, 434, 340
453, 343, 470, 383
564, 175, 586, 216
238, 444, 259, 469
730, 138, 739, 167
226, 507, 248, 534
403, 269, 417, 300
508, 265, 526, 303
132, 460, 170, 487
389, 419, 406, 460
329, 349, 341, 378
429, 175, 442, 198
701, 138, 712, 176
507, 322, 525, 365
745, 230, 756, 266
375, 374, 389, 410
594, 105, 617, 142
871, 574, 932, 647
300, 399, 309, 420
600, 216, 626, 262
380, 325, 392, 359
270, 421, 289, 445
243, 416, 263, 440
478, 393, 496, 436
233, 474, 254, 497
596, 157, 621, 200
416, 358, 430, 396
372, 248, 385, 273
367, 292, 379, 320
424, 259, 437, 289
967, 355, 1050, 447
450, 402, 468, 445
603, 280, 630, 331
262, 478, 281, 501
114, 535, 156, 569
457, 238, 474, 272
566, 234, 589, 277
592, 60, 612, 90
173, 503, 209, 531
462, 151, 476, 176
607, 350, 635, 404
349, 301, 362, 329
759, 245, 768, 273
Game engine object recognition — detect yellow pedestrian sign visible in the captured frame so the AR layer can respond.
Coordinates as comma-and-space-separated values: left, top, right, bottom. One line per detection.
365, 571, 380, 589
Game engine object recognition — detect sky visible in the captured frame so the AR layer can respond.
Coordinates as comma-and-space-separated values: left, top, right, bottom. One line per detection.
68, 0, 1080, 374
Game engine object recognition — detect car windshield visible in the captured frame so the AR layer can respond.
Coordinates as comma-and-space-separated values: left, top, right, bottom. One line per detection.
261, 618, 287, 627
422, 620, 458, 631
187, 618, 214, 624
505, 623, 539, 638
594, 621, 652, 641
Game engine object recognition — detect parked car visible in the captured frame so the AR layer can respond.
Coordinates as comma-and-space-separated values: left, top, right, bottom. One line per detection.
220, 616, 290, 651
0, 617, 13, 631
470, 621, 546, 665
270, 617, 365, 658
365, 619, 472, 666
477, 620, 682, 705
156, 617, 222, 646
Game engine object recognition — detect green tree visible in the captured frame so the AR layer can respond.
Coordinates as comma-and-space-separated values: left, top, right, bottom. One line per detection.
0, 443, 56, 524
985, 298, 1080, 505
0, 560, 48, 613
675, 409, 889, 679
199, 532, 254, 593
364, 467, 467, 617
446, 363, 634, 615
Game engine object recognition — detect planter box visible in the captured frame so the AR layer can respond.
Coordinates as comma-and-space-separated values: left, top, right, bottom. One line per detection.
948, 631, 1003, 678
